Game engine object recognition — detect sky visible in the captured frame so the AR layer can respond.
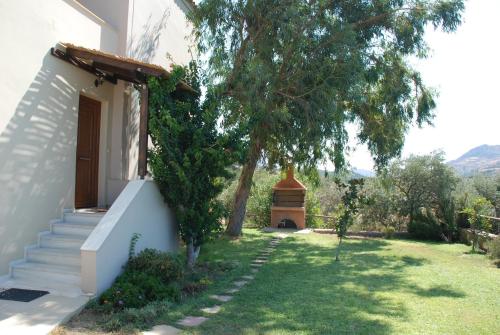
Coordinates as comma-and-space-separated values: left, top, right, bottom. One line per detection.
345, 0, 500, 171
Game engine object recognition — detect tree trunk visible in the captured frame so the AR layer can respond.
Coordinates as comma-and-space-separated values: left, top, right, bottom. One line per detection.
226, 137, 261, 236
186, 238, 201, 269
335, 236, 343, 261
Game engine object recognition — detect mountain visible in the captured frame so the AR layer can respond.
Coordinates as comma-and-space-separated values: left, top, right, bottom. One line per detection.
353, 168, 375, 177
317, 167, 374, 179
448, 145, 500, 175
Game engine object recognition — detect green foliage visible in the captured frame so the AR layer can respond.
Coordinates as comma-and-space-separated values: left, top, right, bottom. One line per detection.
102, 300, 171, 332
125, 248, 184, 283
335, 179, 365, 237
462, 197, 494, 252
245, 170, 280, 227
384, 226, 396, 239
305, 191, 323, 228
408, 209, 442, 241
315, 177, 344, 216
334, 178, 364, 261
147, 63, 240, 261
98, 249, 184, 311
128, 233, 141, 259
385, 152, 459, 240
487, 238, 500, 262
358, 177, 401, 231
192, 0, 464, 172
99, 271, 180, 311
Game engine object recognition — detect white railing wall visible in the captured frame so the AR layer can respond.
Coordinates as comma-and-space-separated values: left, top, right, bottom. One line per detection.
81, 180, 178, 294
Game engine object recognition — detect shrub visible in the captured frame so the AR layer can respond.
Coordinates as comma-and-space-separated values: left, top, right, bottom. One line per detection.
98, 249, 183, 311
305, 190, 323, 228
102, 300, 171, 331
125, 248, 184, 283
487, 238, 500, 260
245, 171, 280, 227
384, 226, 396, 239
408, 209, 442, 241
461, 197, 494, 251
99, 271, 181, 311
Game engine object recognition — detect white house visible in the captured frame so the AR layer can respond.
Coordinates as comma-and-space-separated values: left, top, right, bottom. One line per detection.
0, 0, 194, 297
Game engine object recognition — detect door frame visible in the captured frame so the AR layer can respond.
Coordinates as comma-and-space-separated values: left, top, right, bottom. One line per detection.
75, 93, 109, 208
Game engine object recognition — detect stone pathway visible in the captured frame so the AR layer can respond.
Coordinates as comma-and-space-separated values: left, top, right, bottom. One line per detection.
177, 316, 209, 327
210, 294, 233, 302
144, 234, 288, 334
200, 305, 221, 314
143, 324, 182, 335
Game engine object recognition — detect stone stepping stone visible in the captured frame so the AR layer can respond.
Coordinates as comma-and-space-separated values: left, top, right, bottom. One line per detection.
257, 256, 269, 260
253, 259, 267, 264
143, 325, 182, 335
251, 263, 263, 267
226, 288, 240, 294
201, 305, 221, 314
210, 294, 233, 302
242, 275, 254, 280
177, 316, 209, 327
233, 280, 249, 287
251, 268, 259, 273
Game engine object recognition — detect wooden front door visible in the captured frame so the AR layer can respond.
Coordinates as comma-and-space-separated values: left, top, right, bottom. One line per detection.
75, 95, 101, 208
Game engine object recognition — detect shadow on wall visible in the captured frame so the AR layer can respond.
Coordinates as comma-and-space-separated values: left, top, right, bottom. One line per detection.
0, 52, 79, 274
122, 9, 170, 179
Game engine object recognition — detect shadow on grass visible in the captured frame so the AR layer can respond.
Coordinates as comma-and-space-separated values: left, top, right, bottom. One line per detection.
191, 235, 466, 335
414, 285, 466, 298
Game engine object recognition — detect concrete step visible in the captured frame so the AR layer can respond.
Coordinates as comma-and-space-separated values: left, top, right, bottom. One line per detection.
51, 220, 97, 236
11, 261, 81, 286
39, 233, 86, 250
26, 247, 81, 267
0, 276, 85, 298
63, 212, 104, 224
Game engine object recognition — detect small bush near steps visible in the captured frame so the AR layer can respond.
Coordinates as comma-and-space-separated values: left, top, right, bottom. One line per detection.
98, 249, 184, 311
81, 247, 236, 332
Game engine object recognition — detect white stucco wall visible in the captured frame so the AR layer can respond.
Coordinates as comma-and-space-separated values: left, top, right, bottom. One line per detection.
0, 0, 119, 275
81, 180, 178, 294
77, 0, 195, 183
0, 0, 192, 276
125, 0, 195, 180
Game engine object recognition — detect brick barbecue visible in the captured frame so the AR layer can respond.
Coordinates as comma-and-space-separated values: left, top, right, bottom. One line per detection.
270, 167, 307, 229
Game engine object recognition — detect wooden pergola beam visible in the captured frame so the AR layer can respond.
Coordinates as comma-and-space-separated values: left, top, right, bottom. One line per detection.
93, 61, 146, 84
138, 86, 149, 179
65, 47, 166, 77
51, 48, 117, 84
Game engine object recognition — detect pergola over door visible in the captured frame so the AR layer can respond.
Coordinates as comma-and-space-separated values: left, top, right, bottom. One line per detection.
51, 43, 194, 179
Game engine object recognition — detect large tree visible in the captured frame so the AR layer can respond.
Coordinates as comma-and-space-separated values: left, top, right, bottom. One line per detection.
191, 0, 464, 236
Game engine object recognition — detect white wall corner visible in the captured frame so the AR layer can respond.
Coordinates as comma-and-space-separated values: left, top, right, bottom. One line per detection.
81, 180, 178, 295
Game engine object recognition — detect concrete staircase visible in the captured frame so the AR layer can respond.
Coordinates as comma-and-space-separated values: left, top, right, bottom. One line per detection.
1, 211, 104, 297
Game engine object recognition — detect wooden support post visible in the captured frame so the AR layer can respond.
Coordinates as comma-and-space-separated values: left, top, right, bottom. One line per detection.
138, 85, 149, 179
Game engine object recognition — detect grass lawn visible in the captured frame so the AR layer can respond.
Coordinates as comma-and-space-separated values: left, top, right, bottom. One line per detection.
60, 229, 499, 334
177, 230, 498, 335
